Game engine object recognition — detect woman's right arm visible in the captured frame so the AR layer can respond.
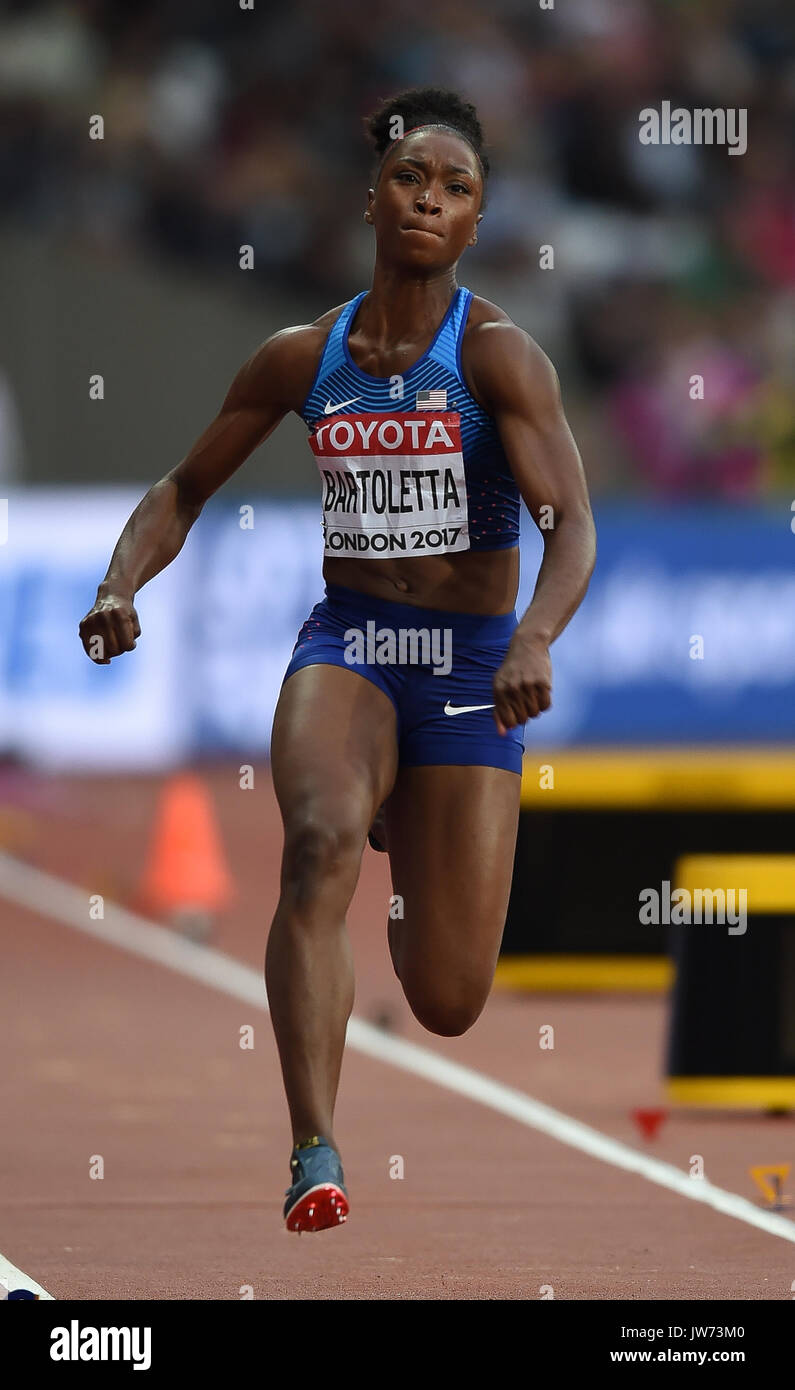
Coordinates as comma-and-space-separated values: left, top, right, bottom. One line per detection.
78, 325, 320, 663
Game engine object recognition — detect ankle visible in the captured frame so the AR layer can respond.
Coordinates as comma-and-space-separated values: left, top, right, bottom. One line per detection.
293, 1132, 335, 1152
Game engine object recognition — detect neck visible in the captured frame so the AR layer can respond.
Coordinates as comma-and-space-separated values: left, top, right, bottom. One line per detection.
358, 263, 459, 344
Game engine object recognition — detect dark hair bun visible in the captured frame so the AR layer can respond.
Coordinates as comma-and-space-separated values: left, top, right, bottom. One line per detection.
364, 87, 489, 183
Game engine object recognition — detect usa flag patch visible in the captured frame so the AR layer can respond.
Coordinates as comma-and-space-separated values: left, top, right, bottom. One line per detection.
415, 389, 447, 410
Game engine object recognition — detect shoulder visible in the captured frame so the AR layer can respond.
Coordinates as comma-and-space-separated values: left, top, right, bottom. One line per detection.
225, 301, 351, 413
257, 300, 350, 381
462, 295, 560, 414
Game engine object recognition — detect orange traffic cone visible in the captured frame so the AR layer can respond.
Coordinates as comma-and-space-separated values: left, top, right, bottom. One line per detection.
137, 773, 234, 938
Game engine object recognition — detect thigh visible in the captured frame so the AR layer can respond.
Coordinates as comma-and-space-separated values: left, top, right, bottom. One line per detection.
272, 664, 399, 831
384, 763, 521, 1000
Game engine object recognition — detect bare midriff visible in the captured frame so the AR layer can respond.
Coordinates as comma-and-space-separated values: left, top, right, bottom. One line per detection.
323, 546, 519, 615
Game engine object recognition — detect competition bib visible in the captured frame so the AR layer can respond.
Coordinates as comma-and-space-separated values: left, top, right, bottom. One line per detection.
309, 412, 470, 558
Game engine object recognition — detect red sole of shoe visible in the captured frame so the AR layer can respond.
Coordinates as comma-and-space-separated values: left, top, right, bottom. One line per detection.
285, 1183, 349, 1233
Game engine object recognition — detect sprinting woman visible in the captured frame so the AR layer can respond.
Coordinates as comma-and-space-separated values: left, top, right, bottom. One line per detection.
79, 88, 596, 1234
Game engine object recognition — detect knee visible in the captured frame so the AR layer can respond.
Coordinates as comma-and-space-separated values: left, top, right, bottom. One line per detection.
405, 988, 487, 1038
282, 812, 363, 904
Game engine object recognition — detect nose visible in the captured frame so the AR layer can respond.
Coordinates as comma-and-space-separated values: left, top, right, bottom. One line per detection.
415, 188, 441, 215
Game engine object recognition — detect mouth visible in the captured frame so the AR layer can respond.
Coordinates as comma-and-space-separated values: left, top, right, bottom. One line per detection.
400, 224, 443, 238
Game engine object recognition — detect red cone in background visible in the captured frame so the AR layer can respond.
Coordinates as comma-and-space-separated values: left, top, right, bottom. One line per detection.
137, 774, 234, 926
632, 1107, 668, 1141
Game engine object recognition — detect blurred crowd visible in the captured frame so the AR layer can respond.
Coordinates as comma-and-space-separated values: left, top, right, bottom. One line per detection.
1, 0, 794, 497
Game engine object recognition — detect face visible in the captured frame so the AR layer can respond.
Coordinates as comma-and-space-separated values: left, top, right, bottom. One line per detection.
365, 129, 483, 270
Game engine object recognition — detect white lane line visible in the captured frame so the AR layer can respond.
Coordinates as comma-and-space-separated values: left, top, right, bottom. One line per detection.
2, 850, 795, 1247
0, 1252, 55, 1299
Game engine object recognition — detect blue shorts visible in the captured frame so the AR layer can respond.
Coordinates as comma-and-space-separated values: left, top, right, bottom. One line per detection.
282, 583, 525, 773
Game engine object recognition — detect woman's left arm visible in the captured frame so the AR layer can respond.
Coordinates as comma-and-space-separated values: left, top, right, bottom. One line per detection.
467, 320, 597, 733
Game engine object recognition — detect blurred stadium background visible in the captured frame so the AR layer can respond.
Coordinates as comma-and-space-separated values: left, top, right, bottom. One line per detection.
4, 3, 795, 1309
1, 0, 794, 1003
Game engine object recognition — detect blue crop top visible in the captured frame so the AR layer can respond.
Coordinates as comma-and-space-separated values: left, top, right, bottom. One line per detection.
299, 286, 521, 560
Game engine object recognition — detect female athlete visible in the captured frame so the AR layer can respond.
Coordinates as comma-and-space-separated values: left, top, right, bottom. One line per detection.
79, 88, 596, 1235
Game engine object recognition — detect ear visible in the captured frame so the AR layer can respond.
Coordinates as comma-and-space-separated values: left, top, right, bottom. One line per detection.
364, 188, 375, 224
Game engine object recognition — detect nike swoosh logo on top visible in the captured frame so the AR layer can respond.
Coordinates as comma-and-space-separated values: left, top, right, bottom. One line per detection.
443, 702, 495, 717
324, 396, 362, 414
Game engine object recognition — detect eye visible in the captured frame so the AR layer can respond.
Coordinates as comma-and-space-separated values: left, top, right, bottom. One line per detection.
395, 170, 419, 183
448, 182, 470, 195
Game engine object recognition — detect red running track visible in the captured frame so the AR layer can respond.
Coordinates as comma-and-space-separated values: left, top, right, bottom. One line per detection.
1, 764, 793, 1299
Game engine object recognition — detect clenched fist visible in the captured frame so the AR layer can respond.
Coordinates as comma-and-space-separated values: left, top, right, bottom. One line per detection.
492, 631, 552, 733
79, 593, 141, 664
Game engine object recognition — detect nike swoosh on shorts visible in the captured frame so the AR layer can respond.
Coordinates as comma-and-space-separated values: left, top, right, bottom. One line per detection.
443, 702, 495, 716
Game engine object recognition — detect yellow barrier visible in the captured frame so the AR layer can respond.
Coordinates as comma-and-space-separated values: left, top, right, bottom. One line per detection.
503, 755, 795, 996
494, 954, 672, 993
674, 854, 795, 914
520, 747, 795, 809
667, 1078, 795, 1107
666, 853, 795, 1108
